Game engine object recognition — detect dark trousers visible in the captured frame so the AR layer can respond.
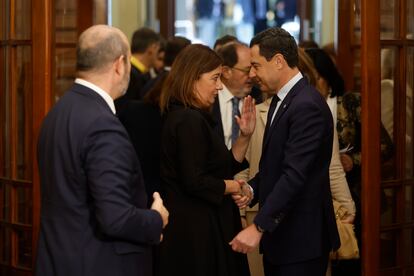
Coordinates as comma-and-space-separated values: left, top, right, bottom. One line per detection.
263, 253, 329, 276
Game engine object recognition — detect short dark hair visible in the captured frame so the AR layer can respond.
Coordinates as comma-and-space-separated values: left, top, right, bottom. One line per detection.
131, 27, 161, 53
216, 42, 240, 67
250, 27, 298, 68
76, 30, 128, 72
305, 48, 345, 97
213, 34, 238, 50
164, 36, 191, 67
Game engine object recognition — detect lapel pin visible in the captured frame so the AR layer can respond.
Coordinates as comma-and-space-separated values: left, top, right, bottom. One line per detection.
283, 104, 287, 109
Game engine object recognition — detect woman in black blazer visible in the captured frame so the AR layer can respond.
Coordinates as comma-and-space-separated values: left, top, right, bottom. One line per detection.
157, 44, 255, 276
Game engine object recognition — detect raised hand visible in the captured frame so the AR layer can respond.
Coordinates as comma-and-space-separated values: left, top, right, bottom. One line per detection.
236, 95, 256, 137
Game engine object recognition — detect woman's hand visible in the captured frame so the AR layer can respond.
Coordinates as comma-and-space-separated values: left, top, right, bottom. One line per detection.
224, 180, 241, 195
340, 153, 354, 172
236, 95, 256, 137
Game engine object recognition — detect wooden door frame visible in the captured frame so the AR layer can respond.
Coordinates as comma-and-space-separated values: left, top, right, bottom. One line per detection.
31, 0, 53, 266
360, 0, 381, 274
157, 0, 175, 38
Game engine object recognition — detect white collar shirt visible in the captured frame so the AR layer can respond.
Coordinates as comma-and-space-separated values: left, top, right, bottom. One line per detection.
75, 78, 116, 115
270, 72, 303, 125
218, 84, 243, 149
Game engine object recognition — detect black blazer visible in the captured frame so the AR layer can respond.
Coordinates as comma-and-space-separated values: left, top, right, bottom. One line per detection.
115, 65, 150, 112
158, 102, 250, 276
212, 98, 225, 142
36, 83, 163, 276
118, 100, 162, 204
250, 78, 340, 265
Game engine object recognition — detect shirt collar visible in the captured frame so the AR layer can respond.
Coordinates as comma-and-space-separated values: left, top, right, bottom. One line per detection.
131, 56, 148, 73
276, 72, 303, 102
219, 84, 236, 103
75, 78, 116, 114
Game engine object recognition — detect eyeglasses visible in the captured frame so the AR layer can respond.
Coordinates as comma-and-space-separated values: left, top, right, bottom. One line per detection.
232, 66, 251, 74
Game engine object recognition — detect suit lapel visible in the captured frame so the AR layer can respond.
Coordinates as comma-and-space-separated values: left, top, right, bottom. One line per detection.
262, 78, 308, 151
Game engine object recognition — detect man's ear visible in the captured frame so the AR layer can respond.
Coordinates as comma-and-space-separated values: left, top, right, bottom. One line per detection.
114, 55, 125, 76
221, 66, 232, 80
272, 53, 284, 69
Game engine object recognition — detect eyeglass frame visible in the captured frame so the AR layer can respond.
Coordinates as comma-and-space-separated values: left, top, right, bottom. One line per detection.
231, 66, 251, 74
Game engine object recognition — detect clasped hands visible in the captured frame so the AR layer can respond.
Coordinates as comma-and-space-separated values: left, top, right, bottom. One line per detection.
224, 179, 253, 208
224, 179, 262, 254
232, 180, 253, 208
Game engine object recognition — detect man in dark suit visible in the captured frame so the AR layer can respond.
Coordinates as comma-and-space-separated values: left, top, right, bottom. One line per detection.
35, 25, 169, 276
115, 27, 162, 111
230, 27, 340, 276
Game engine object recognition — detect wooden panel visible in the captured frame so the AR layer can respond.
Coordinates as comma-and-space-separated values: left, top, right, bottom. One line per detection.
361, 0, 381, 276
158, 0, 175, 38
12, 0, 31, 40
31, 0, 53, 268
380, 0, 398, 40
15, 46, 32, 181
0, 0, 7, 40
0, 46, 7, 178
337, 0, 354, 91
77, 0, 92, 35
93, 0, 107, 24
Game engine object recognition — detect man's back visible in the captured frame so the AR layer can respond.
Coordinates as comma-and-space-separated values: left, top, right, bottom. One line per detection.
36, 83, 162, 276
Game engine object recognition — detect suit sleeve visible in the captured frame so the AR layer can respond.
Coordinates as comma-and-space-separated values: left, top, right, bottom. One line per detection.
175, 115, 226, 205
254, 101, 332, 232
83, 115, 163, 245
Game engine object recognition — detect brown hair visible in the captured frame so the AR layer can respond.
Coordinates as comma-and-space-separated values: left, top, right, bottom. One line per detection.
298, 47, 319, 89
159, 44, 222, 112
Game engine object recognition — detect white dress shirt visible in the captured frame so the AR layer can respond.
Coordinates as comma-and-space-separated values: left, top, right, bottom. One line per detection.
75, 78, 116, 114
270, 72, 303, 125
218, 84, 243, 149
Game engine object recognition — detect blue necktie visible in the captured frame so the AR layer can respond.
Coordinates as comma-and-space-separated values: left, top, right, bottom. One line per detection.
231, 97, 241, 144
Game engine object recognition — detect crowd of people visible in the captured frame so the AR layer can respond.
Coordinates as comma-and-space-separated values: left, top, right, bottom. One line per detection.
35, 23, 384, 276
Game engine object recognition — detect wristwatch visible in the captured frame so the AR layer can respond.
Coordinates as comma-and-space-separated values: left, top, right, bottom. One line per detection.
254, 223, 265, 233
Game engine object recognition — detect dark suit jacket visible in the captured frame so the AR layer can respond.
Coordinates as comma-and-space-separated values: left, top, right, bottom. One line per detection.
36, 83, 163, 276
158, 102, 250, 276
115, 65, 150, 112
212, 98, 225, 142
250, 78, 340, 265
118, 100, 162, 204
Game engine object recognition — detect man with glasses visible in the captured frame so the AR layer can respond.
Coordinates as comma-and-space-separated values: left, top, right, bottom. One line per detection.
215, 42, 254, 149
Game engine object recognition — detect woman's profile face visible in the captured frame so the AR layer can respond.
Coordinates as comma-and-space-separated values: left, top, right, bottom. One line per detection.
194, 66, 223, 108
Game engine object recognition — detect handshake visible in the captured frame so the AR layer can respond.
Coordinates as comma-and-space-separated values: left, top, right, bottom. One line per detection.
224, 179, 253, 208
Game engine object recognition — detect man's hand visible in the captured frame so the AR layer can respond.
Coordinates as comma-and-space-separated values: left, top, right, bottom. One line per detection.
151, 192, 169, 228
231, 180, 253, 208
229, 224, 262, 254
